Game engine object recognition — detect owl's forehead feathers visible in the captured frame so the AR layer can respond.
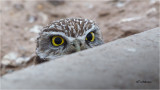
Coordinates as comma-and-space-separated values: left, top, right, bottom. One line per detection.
42, 18, 99, 37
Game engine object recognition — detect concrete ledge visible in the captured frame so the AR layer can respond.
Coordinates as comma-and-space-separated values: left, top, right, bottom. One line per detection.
1, 28, 159, 89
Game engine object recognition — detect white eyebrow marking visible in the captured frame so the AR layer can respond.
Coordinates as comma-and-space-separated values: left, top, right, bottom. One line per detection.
42, 32, 75, 41
43, 32, 66, 36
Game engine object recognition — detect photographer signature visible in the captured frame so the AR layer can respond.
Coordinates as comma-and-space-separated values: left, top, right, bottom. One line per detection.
136, 80, 152, 83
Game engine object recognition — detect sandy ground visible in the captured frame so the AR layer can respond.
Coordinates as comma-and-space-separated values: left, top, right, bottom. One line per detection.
0, 0, 159, 76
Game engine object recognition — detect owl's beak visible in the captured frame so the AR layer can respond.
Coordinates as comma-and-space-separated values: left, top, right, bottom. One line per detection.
73, 40, 81, 52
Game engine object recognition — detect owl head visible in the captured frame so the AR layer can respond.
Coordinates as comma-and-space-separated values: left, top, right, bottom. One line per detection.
36, 18, 104, 61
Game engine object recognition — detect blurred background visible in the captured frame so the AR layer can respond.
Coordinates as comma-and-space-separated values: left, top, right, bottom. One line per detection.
0, 0, 159, 75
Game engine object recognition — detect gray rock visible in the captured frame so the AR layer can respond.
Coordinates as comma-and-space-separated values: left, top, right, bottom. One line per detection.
1, 27, 159, 89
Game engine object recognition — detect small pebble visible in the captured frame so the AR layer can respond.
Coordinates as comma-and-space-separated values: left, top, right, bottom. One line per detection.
99, 11, 110, 17
16, 57, 30, 65
150, 0, 158, 4
3, 52, 18, 60
47, 0, 65, 6
1, 60, 10, 66
29, 25, 42, 33
29, 37, 36, 42
37, 4, 43, 10
120, 16, 142, 23
1, 52, 31, 67
116, 1, 125, 7
27, 15, 37, 23
13, 4, 24, 11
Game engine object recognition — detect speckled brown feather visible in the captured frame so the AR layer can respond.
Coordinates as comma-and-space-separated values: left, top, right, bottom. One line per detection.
42, 18, 96, 37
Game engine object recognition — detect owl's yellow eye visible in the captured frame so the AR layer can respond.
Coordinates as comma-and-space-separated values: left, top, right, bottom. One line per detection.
52, 36, 64, 46
86, 32, 95, 42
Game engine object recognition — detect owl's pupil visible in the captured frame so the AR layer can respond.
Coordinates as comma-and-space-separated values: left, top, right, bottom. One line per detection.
55, 37, 62, 44
87, 33, 92, 41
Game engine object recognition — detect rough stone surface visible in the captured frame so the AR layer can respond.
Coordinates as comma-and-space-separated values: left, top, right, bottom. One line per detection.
0, 28, 159, 89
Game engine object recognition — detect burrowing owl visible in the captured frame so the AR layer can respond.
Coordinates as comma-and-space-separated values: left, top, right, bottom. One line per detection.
35, 18, 104, 63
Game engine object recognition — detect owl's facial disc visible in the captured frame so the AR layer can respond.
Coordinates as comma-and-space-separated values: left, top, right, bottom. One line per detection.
36, 18, 104, 61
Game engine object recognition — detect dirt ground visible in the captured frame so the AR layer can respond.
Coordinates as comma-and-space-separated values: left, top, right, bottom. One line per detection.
0, 0, 159, 76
